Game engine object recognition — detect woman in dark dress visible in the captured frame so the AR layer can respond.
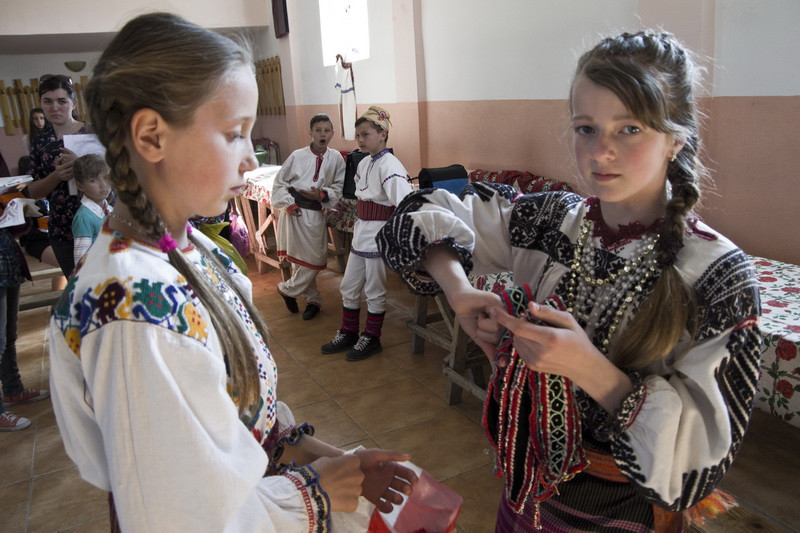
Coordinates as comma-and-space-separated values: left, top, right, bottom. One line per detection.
26, 75, 90, 275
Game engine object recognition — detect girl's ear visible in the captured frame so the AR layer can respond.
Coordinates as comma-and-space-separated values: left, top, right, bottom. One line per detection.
129, 108, 168, 163
671, 137, 686, 159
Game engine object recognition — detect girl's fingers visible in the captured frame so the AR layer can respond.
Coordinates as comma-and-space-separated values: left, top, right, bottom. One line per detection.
526, 301, 575, 329
490, 306, 527, 332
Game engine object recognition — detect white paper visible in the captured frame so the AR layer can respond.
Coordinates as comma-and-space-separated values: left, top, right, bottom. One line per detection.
63, 133, 106, 158
64, 134, 107, 195
0, 175, 33, 195
0, 197, 41, 228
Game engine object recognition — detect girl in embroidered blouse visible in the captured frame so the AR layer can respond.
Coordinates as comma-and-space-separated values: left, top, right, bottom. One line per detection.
378, 31, 760, 531
48, 12, 416, 532
26, 74, 90, 275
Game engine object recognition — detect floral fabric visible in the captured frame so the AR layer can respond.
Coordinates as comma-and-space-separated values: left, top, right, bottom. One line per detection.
29, 124, 90, 241
751, 255, 800, 427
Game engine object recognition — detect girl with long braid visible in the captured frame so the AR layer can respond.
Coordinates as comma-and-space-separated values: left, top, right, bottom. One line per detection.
378, 31, 761, 531
48, 13, 416, 532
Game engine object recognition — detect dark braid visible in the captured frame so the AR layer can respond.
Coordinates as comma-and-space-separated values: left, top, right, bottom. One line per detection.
657, 134, 702, 268
85, 13, 267, 415
572, 31, 707, 367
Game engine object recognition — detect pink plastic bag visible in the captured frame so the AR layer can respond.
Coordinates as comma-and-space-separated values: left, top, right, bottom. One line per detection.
368, 469, 463, 533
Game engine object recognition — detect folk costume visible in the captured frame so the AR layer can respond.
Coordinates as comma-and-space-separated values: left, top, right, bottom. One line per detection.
49, 223, 340, 531
272, 146, 345, 307
377, 184, 761, 532
326, 107, 413, 360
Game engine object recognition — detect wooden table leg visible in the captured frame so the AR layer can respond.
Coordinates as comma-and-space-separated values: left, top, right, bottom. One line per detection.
242, 198, 289, 278
326, 227, 349, 273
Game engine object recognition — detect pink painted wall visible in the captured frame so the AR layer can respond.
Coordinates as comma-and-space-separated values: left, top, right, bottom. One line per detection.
702, 96, 800, 264
7, 94, 796, 265
414, 97, 799, 264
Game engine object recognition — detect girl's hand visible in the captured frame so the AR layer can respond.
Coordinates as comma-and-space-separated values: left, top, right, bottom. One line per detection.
312, 454, 364, 512
355, 449, 418, 513
287, 205, 302, 217
490, 301, 604, 379
447, 288, 503, 361
492, 301, 635, 412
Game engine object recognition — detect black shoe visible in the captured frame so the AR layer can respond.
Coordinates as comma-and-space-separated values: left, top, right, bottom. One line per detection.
278, 290, 298, 313
321, 330, 359, 353
346, 333, 382, 362
302, 303, 321, 320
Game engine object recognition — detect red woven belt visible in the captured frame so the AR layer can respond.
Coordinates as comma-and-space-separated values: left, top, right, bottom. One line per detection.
357, 200, 395, 221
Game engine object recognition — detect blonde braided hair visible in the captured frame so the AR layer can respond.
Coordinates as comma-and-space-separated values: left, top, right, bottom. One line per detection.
86, 12, 266, 414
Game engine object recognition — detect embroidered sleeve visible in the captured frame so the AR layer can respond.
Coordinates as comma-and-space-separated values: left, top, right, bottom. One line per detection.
578, 372, 647, 442
269, 152, 298, 211
377, 183, 521, 295
374, 155, 412, 208
321, 154, 345, 208
264, 422, 315, 472
604, 248, 762, 511
279, 462, 332, 533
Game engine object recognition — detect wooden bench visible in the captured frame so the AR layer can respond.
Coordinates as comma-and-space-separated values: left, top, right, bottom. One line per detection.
408, 293, 490, 404
20, 266, 63, 311
20, 291, 62, 311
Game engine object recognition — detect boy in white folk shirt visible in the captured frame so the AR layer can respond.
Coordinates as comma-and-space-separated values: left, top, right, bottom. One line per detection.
321, 106, 413, 361
271, 114, 345, 320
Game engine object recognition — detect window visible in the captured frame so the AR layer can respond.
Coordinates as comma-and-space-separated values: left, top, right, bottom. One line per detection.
319, 0, 370, 66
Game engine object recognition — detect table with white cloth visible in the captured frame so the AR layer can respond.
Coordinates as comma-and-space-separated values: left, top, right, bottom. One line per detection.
237, 165, 354, 277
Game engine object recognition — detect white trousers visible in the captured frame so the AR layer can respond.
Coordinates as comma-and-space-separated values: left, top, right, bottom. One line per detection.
278, 264, 321, 305
339, 253, 387, 314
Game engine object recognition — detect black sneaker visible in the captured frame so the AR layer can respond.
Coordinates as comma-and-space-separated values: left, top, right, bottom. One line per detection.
321, 330, 359, 353
302, 303, 321, 320
346, 333, 382, 362
277, 290, 298, 313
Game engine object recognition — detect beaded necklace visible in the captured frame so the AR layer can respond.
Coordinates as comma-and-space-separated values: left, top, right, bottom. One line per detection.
109, 212, 149, 238
565, 201, 661, 353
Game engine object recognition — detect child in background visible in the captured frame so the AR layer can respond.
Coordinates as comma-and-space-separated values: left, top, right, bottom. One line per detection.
321, 106, 413, 361
71, 154, 111, 264
272, 114, 345, 320
24, 107, 49, 152
1, 201, 50, 431
49, 13, 415, 531
378, 31, 760, 531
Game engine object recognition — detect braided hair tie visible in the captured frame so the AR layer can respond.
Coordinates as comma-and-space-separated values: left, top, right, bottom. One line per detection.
158, 232, 179, 253
483, 284, 588, 529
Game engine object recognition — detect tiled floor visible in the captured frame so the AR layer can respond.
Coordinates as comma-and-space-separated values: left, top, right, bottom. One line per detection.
2, 255, 800, 532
